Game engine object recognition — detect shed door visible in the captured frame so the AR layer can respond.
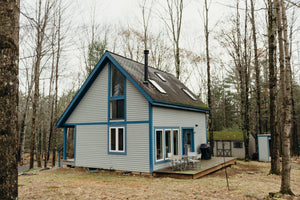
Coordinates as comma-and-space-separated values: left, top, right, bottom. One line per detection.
216, 140, 232, 157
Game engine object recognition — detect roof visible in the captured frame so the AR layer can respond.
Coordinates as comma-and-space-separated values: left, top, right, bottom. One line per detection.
56, 51, 209, 127
108, 51, 209, 110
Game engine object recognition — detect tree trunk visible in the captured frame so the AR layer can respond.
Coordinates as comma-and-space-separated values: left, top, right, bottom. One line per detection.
280, 0, 293, 194
269, 0, 280, 175
204, 0, 214, 155
250, 0, 262, 153
30, 0, 50, 169
0, 0, 20, 198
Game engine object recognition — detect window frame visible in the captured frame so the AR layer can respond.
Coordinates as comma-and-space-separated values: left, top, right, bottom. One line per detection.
233, 141, 243, 149
108, 126, 126, 154
109, 63, 126, 121
154, 128, 180, 163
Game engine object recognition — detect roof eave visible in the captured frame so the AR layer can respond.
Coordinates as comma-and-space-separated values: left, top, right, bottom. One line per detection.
152, 100, 210, 113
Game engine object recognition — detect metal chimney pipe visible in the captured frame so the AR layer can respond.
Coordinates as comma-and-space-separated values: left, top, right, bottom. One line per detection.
144, 50, 149, 84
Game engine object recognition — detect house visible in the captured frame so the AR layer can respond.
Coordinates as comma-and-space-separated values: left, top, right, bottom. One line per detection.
212, 132, 256, 159
56, 50, 210, 173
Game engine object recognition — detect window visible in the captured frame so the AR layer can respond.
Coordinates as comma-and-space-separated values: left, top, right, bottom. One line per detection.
110, 99, 124, 119
111, 65, 124, 96
165, 130, 171, 158
155, 128, 180, 162
156, 130, 163, 161
233, 141, 243, 148
110, 64, 125, 120
109, 127, 125, 152
149, 79, 167, 94
182, 88, 197, 101
173, 130, 179, 155
154, 72, 166, 82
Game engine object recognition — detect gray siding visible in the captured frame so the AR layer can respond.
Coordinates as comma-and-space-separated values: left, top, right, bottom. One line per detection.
75, 124, 150, 172
126, 80, 148, 121
66, 65, 108, 124
152, 107, 207, 171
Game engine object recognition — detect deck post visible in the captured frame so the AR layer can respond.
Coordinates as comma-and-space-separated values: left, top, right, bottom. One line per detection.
63, 127, 67, 160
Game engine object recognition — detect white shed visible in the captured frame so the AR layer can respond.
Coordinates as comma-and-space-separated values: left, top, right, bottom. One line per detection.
258, 134, 271, 162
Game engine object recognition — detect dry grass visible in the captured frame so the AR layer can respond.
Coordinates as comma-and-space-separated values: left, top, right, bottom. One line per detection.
19, 160, 300, 200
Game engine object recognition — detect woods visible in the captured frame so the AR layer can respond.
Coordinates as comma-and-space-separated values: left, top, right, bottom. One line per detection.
0, 0, 300, 198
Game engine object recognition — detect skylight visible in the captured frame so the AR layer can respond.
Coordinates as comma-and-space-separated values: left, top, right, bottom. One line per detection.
182, 88, 197, 101
154, 72, 166, 82
149, 79, 167, 94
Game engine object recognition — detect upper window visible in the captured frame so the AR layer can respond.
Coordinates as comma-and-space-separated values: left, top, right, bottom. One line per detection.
110, 99, 124, 119
154, 72, 166, 82
149, 79, 166, 94
110, 64, 125, 120
109, 127, 125, 153
182, 88, 197, 101
111, 65, 124, 96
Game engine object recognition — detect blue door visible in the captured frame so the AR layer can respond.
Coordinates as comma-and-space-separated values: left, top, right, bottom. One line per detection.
182, 128, 194, 155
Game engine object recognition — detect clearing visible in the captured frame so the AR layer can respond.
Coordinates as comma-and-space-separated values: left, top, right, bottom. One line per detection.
18, 160, 300, 200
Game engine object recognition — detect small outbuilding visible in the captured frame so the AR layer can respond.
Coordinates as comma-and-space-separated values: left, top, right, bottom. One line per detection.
56, 50, 210, 173
258, 134, 271, 162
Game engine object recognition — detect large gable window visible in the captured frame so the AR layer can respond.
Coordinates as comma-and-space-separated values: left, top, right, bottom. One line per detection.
109, 127, 125, 153
111, 65, 124, 96
110, 64, 125, 120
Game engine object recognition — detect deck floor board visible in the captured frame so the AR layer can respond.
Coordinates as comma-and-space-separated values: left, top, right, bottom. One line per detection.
153, 157, 237, 179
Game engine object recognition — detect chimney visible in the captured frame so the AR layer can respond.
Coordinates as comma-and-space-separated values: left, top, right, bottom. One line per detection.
143, 50, 149, 84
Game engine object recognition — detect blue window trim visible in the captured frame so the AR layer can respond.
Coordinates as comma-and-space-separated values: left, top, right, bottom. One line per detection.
181, 127, 195, 154
153, 127, 180, 165
107, 125, 127, 155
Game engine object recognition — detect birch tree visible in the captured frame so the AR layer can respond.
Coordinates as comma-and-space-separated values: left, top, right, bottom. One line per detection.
0, 0, 20, 198
268, 0, 281, 175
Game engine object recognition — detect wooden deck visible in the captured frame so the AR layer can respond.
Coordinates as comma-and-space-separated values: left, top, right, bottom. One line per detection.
153, 157, 237, 179
62, 159, 74, 167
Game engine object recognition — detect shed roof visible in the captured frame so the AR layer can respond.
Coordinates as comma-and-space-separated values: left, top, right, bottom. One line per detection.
56, 51, 209, 127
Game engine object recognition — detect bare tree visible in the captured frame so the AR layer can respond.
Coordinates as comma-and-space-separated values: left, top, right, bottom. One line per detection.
249, 0, 262, 150
204, 0, 214, 155
280, 0, 293, 194
139, 0, 154, 50
0, 0, 20, 198
30, 0, 52, 169
161, 0, 184, 79
268, 0, 281, 175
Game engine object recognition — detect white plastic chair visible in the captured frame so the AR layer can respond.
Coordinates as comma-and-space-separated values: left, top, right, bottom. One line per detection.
188, 152, 201, 169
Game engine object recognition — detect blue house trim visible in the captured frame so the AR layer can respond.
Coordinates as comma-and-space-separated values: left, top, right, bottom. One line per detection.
63, 127, 67, 160
152, 100, 210, 113
74, 126, 77, 165
149, 103, 153, 173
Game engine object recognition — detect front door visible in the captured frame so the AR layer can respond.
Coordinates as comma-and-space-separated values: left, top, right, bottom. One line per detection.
182, 128, 194, 155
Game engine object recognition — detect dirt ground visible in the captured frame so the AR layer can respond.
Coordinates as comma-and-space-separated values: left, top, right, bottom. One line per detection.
18, 160, 300, 200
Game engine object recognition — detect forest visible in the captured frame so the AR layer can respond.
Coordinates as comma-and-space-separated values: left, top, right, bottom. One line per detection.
0, 0, 300, 199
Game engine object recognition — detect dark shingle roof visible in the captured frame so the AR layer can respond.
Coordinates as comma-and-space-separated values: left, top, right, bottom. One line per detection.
108, 51, 209, 111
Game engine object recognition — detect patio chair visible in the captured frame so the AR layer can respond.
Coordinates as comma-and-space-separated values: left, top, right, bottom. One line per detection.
188, 152, 201, 169
171, 155, 183, 171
